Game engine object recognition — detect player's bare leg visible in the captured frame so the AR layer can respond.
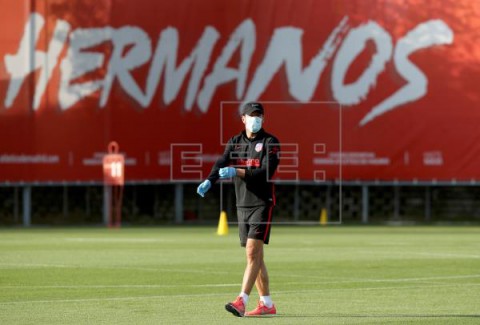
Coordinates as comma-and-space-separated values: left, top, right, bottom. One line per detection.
225, 223, 276, 317
225, 238, 263, 317
241, 238, 264, 295
241, 239, 276, 316
255, 260, 269, 296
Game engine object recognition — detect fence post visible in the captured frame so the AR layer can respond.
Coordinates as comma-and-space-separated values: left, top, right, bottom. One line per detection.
394, 186, 400, 220
362, 185, 369, 224
85, 187, 91, 217
293, 184, 300, 221
326, 184, 332, 221
103, 186, 110, 226
175, 183, 184, 224
14, 187, 19, 223
22, 186, 31, 227
63, 185, 68, 218
425, 186, 431, 222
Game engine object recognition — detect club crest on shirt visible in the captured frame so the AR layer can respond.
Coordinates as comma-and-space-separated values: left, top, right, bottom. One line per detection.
255, 143, 263, 152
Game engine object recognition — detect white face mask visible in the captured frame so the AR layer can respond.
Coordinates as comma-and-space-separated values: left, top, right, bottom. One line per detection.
245, 115, 263, 133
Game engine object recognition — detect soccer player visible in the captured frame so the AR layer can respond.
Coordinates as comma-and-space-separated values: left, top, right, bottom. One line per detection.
197, 102, 280, 317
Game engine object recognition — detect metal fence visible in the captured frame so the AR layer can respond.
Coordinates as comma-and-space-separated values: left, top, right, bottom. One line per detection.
2, 183, 480, 226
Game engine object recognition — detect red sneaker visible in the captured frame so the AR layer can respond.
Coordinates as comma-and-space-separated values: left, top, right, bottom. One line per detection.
225, 296, 245, 317
245, 300, 277, 316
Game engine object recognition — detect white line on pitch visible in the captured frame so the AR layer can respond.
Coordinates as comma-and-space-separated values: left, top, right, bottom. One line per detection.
0, 263, 72, 269
2, 262, 479, 284
0, 283, 478, 306
274, 283, 480, 295
64, 238, 171, 243
0, 284, 239, 289
274, 273, 480, 283
0, 263, 233, 275
411, 252, 480, 259
2, 275, 478, 291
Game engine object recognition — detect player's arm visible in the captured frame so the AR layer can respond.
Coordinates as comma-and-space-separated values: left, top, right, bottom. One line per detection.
207, 138, 234, 184
239, 137, 280, 181
197, 138, 234, 197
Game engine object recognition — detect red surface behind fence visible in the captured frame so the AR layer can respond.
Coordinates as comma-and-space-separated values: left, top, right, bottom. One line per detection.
1, 0, 480, 183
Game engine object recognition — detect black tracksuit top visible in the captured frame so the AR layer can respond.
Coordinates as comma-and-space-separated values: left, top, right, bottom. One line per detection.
207, 129, 280, 208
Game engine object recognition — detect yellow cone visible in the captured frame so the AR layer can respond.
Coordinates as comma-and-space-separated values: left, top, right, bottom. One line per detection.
320, 208, 328, 226
217, 211, 229, 235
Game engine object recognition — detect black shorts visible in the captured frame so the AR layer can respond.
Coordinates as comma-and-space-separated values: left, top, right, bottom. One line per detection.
237, 205, 274, 247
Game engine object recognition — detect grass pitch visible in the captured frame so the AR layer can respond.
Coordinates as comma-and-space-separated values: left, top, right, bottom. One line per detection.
0, 226, 479, 324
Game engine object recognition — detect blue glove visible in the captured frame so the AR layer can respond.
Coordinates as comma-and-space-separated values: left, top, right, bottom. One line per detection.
219, 167, 237, 179
196, 180, 211, 197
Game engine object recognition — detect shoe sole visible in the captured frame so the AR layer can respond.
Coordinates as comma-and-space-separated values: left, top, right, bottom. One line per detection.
225, 303, 244, 317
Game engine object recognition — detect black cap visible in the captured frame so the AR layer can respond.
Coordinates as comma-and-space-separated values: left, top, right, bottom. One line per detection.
241, 102, 264, 116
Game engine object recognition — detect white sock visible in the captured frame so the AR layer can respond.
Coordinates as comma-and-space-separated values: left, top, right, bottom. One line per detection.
239, 292, 249, 305
260, 295, 273, 308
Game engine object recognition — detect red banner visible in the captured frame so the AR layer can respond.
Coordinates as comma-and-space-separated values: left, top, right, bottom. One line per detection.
1, 0, 479, 183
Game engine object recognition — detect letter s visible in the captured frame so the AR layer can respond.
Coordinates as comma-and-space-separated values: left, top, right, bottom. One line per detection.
360, 20, 454, 126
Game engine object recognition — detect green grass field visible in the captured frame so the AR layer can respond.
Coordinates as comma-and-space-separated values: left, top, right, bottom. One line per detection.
0, 226, 479, 324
